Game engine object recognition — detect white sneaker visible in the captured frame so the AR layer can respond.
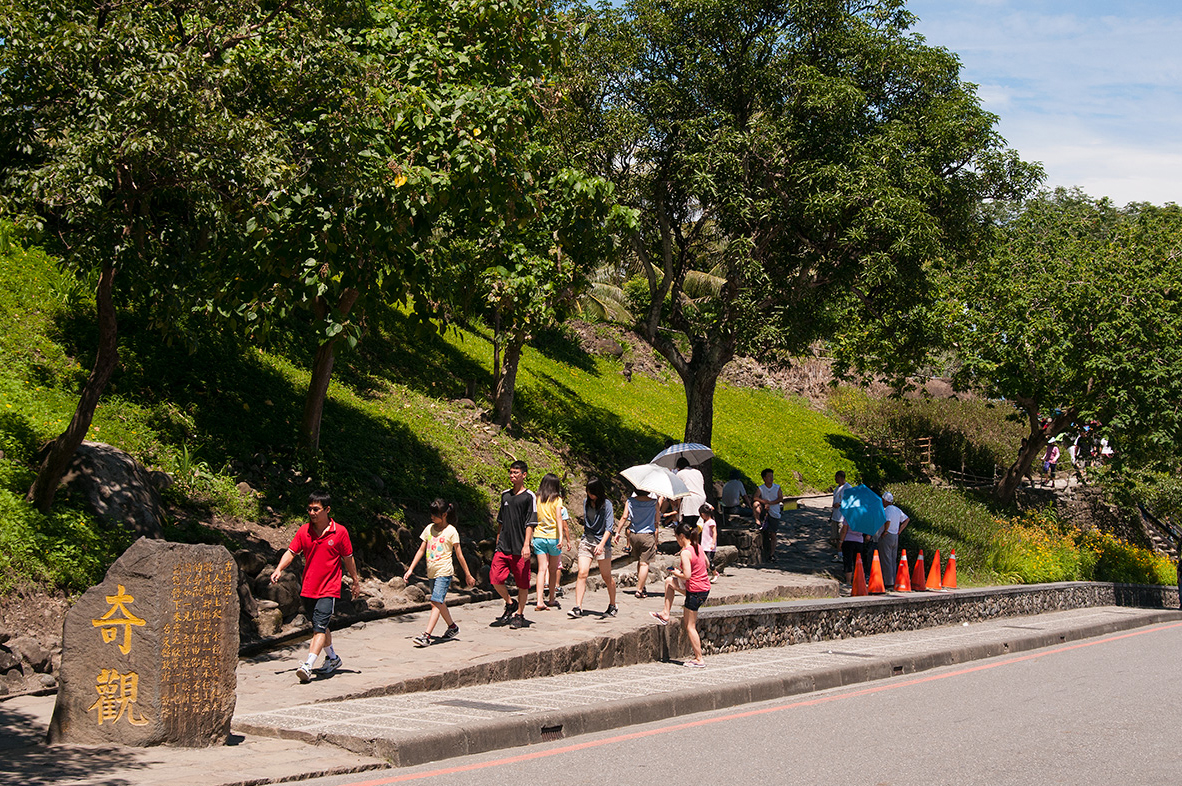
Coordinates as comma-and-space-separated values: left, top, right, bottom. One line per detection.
315, 654, 342, 675
295, 662, 313, 683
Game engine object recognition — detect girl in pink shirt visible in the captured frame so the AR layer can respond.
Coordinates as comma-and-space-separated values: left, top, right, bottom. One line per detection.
651, 520, 710, 668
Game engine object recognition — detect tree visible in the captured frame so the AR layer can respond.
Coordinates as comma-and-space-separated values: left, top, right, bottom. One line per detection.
947, 188, 1182, 505
0, 0, 331, 511
214, 0, 596, 452
562, 0, 1039, 446
480, 170, 631, 429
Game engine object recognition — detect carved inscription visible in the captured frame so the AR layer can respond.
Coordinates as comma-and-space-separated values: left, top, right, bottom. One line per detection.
161, 560, 235, 736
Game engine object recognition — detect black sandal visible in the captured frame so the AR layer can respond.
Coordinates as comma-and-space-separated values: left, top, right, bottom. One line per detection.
634, 590, 648, 599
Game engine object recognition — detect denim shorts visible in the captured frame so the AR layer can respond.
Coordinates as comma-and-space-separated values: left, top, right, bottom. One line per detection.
532, 537, 561, 556
430, 575, 453, 603
684, 590, 709, 612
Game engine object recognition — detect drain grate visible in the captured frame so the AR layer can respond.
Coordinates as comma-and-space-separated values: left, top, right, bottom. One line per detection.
435, 699, 526, 713
541, 724, 564, 742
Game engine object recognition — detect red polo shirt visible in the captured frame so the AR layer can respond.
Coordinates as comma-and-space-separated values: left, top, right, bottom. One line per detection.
287, 519, 353, 599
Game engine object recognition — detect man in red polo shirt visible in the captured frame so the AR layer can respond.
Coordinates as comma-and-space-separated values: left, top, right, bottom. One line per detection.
271, 491, 361, 683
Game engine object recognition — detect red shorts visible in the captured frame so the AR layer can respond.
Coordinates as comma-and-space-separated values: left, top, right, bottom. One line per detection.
489, 551, 530, 588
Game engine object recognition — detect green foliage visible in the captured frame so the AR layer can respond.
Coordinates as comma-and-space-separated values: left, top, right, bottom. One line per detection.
828, 387, 1028, 477
948, 189, 1182, 469
893, 483, 1174, 586
0, 461, 131, 593
564, 0, 1040, 443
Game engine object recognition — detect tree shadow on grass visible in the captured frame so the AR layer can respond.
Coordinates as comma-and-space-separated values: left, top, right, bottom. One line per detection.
513, 370, 672, 486
823, 433, 909, 486
528, 325, 599, 376
331, 315, 492, 404
50, 310, 493, 544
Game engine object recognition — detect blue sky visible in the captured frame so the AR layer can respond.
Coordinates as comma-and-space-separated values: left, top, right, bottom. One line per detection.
906, 0, 1182, 206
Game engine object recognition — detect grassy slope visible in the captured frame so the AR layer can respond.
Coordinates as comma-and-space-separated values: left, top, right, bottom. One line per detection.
0, 237, 896, 591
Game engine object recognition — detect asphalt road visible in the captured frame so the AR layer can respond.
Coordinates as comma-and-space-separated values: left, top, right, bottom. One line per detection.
299, 620, 1182, 786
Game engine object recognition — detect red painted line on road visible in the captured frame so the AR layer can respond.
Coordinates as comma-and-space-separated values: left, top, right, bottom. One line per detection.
343, 620, 1182, 785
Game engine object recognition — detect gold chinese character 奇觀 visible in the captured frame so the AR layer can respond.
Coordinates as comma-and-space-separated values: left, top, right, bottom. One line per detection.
87, 669, 149, 726
91, 584, 146, 655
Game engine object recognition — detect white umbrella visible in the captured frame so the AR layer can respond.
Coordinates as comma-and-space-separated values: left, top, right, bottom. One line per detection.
650, 442, 714, 469
619, 463, 692, 499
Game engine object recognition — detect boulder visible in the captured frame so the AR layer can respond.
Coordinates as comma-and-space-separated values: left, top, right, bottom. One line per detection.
255, 601, 282, 638
42, 441, 165, 539
253, 566, 302, 620
404, 584, 427, 604
49, 538, 239, 747
6, 636, 50, 673
0, 647, 20, 672
233, 549, 266, 580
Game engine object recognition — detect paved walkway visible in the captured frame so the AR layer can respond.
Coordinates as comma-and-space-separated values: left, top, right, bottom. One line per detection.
233, 605, 1179, 768
12, 496, 1170, 784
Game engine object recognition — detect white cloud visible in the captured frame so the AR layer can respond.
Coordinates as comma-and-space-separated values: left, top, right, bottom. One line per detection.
907, 1, 1182, 205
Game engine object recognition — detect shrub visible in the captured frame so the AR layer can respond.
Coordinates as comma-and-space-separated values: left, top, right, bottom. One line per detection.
830, 387, 1026, 477
0, 461, 132, 592
1080, 529, 1176, 585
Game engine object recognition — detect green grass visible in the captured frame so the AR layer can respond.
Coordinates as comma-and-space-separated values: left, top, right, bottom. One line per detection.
13, 227, 1165, 599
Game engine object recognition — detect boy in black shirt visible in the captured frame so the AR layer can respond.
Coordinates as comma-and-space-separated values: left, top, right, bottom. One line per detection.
490, 460, 536, 629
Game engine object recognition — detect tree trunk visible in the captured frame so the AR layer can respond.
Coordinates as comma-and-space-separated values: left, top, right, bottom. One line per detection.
27, 261, 119, 513
492, 337, 524, 429
994, 403, 1077, 506
298, 289, 359, 454
682, 367, 719, 446
995, 431, 1045, 507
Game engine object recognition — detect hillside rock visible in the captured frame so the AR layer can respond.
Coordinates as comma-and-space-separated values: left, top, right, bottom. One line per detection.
41, 441, 165, 539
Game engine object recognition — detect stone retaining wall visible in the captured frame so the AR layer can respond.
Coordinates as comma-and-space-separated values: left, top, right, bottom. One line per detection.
674, 582, 1180, 658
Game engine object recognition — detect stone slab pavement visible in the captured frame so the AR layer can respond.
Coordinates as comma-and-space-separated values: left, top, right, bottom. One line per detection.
8, 603, 1177, 784
232, 605, 1181, 768
233, 562, 836, 715
0, 556, 836, 786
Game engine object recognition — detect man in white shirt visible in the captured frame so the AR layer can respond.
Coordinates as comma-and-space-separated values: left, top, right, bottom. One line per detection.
831, 471, 852, 562
720, 469, 751, 524
754, 468, 784, 564
879, 491, 910, 589
675, 457, 707, 528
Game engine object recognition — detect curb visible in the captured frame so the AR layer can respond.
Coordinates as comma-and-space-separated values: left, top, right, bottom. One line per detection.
280, 607, 1181, 768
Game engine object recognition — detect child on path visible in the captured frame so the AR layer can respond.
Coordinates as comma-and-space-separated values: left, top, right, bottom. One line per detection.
533, 473, 570, 612
650, 520, 710, 668
270, 491, 361, 683
404, 499, 476, 647
615, 487, 658, 598
699, 503, 720, 581
490, 460, 536, 630
569, 477, 618, 618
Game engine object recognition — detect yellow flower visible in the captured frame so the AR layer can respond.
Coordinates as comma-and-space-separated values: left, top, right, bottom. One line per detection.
394, 175, 407, 188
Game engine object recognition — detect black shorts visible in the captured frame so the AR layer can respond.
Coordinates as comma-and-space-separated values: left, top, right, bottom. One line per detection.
841, 541, 864, 574
684, 590, 709, 612
302, 596, 336, 634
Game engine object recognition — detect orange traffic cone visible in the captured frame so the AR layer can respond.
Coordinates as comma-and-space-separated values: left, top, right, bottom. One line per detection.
852, 553, 868, 596
912, 550, 927, 592
895, 550, 911, 592
927, 549, 943, 590
868, 550, 886, 594
943, 550, 958, 589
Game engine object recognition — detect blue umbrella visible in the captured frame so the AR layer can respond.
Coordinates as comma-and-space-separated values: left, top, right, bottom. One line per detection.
840, 485, 887, 535
651, 442, 713, 469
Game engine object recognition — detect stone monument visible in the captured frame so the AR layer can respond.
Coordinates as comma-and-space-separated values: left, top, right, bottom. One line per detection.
49, 538, 239, 747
